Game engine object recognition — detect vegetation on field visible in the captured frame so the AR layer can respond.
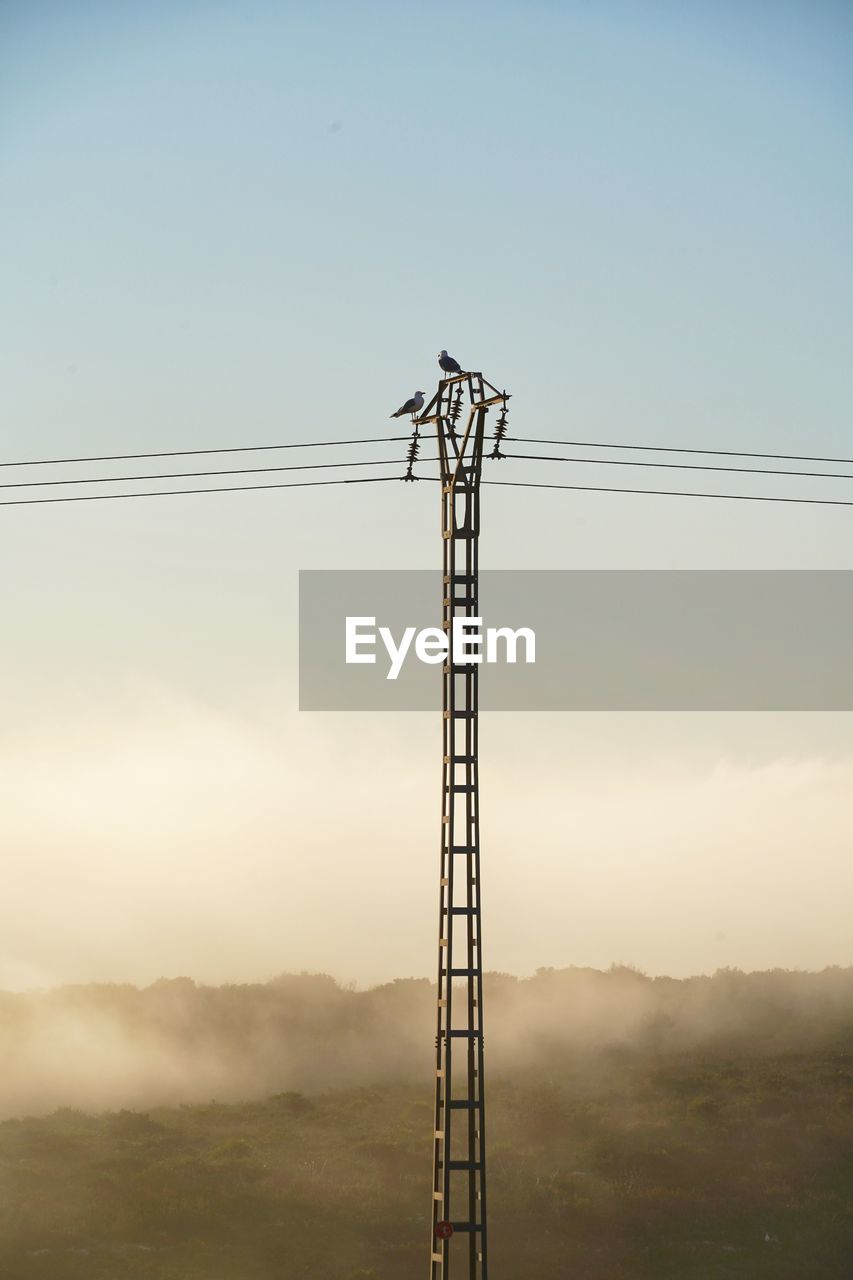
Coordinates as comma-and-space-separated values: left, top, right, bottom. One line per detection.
0, 966, 850, 1278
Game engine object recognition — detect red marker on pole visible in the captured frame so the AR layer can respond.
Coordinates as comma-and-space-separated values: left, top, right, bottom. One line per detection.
435, 1221, 454, 1241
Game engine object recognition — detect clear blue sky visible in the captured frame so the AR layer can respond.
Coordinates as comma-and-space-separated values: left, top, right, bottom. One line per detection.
1, 1, 852, 988
3, 0, 851, 465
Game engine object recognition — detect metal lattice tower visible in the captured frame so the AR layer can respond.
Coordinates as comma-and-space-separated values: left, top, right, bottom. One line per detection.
412, 371, 510, 1280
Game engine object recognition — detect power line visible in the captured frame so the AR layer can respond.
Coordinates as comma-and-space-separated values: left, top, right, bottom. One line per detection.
0, 456, 439, 491
0, 475, 399, 508
507, 436, 853, 467
0, 434, 413, 470
3, 455, 851, 511
480, 478, 853, 507
500, 451, 853, 482
5, 432, 851, 473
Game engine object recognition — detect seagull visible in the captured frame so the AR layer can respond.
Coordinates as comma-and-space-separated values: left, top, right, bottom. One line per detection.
390, 390, 425, 419
438, 349, 462, 375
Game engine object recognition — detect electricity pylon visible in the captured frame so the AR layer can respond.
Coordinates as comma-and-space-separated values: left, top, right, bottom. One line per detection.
410, 372, 510, 1280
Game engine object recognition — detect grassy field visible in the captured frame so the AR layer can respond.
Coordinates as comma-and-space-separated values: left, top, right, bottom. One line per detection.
1, 1036, 851, 1279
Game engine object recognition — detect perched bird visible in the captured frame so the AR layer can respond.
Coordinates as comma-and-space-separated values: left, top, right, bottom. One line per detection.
391, 390, 425, 419
438, 349, 462, 375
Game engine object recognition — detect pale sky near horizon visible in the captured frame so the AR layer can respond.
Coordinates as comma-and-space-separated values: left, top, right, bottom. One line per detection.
1, 1, 852, 990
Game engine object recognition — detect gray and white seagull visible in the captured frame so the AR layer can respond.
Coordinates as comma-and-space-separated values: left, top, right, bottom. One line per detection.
438, 349, 462, 375
390, 390, 425, 419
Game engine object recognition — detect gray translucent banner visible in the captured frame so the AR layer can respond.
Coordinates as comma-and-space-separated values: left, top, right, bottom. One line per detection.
298, 571, 853, 711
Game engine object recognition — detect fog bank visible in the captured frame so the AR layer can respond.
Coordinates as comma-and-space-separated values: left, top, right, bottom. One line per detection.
2, 965, 851, 1118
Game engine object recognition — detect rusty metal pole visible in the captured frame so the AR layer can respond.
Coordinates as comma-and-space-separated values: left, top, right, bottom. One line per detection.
424, 371, 506, 1280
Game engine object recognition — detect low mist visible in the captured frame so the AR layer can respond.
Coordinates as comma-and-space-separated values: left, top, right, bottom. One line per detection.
2, 965, 852, 1119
